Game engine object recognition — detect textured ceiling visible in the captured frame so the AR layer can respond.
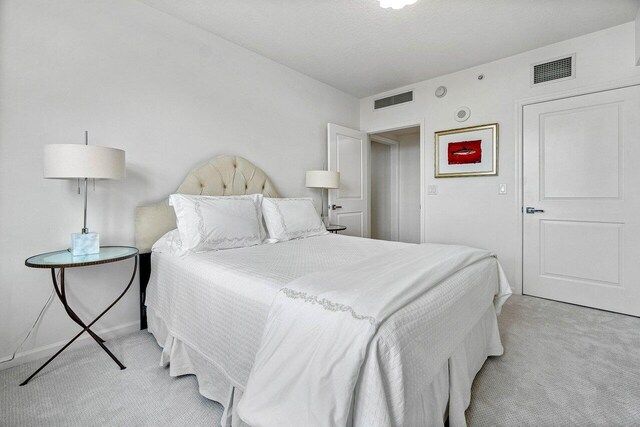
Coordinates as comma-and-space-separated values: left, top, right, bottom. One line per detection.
138, 0, 640, 97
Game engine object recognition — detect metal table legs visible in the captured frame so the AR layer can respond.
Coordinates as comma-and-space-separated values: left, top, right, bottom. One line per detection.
19, 256, 138, 386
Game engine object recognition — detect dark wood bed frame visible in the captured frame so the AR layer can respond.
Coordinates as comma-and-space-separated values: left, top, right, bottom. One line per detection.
139, 253, 152, 329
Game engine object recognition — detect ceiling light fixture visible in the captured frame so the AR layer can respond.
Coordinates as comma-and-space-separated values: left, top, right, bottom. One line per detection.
378, 0, 418, 9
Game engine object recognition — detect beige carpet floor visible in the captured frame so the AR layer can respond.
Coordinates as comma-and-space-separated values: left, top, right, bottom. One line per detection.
466, 295, 640, 426
1, 295, 639, 426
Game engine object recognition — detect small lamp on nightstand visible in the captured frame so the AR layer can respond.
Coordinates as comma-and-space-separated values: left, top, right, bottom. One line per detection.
305, 170, 340, 227
43, 132, 125, 256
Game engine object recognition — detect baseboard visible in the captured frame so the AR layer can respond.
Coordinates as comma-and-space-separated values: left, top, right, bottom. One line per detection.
0, 320, 140, 371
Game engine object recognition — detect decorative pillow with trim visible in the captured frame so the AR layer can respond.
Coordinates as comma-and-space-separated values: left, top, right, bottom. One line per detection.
262, 197, 328, 242
169, 194, 265, 252
151, 228, 188, 257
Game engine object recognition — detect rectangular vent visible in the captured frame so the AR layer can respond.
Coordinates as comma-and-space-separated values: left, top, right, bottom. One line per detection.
531, 54, 575, 86
374, 91, 413, 109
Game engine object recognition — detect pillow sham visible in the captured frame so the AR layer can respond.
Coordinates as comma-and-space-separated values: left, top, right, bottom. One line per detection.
169, 194, 265, 252
261, 197, 328, 242
151, 229, 189, 257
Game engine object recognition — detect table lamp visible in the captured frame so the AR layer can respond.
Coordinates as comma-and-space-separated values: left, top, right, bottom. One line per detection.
43, 132, 125, 256
305, 170, 340, 227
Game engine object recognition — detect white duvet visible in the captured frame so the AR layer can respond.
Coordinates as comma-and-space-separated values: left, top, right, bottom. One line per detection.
147, 234, 511, 427
237, 244, 510, 427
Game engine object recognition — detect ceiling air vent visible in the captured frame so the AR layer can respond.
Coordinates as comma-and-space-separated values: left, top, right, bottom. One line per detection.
531, 54, 575, 86
374, 91, 413, 110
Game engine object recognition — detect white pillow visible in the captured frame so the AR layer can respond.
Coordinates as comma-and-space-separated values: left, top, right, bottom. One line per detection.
169, 194, 265, 252
262, 197, 328, 241
152, 229, 189, 257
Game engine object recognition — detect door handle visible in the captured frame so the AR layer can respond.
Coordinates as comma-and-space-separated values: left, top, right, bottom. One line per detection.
525, 207, 545, 214
331, 204, 342, 210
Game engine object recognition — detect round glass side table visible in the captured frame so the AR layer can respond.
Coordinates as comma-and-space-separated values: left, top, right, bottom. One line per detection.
21, 246, 138, 386
326, 224, 347, 234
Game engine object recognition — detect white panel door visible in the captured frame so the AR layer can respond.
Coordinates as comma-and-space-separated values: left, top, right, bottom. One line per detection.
523, 85, 640, 316
327, 123, 369, 237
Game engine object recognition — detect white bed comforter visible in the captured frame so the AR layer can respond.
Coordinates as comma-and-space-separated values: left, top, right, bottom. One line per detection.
238, 244, 511, 427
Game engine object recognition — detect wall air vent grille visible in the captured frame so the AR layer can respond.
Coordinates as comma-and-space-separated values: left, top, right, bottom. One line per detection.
532, 54, 575, 85
374, 91, 413, 109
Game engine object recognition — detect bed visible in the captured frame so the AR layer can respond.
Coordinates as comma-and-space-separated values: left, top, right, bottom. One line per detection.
135, 155, 511, 427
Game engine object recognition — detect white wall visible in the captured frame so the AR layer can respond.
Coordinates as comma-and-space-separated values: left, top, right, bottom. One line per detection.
0, 0, 359, 365
370, 142, 391, 240
360, 22, 640, 292
636, 9, 640, 66
397, 134, 421, 244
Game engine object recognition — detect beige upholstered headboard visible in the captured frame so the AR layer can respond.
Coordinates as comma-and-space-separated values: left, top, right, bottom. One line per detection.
135, 155, 280, 253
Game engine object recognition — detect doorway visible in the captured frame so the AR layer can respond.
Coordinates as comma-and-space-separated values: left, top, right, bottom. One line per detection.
369, 126, 421, 243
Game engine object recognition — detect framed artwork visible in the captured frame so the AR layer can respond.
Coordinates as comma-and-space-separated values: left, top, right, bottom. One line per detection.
434, 123, 498, 178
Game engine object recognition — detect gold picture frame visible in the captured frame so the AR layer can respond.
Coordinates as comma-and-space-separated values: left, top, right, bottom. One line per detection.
434, 123, 498, 178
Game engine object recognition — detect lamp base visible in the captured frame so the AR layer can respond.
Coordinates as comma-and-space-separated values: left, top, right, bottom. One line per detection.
71, 232, 100, 256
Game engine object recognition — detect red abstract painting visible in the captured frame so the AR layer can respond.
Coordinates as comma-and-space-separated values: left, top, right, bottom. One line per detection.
447, 140, 482, 165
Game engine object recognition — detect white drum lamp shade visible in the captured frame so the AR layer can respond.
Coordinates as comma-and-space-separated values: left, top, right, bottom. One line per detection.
305, 170, 340, 189
43, 141, 126, 256
43, 144, 125, 179
305, 170, 339, 228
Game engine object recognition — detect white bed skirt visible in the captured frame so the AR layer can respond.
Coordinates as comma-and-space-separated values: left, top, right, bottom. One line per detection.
147, 304, 502, 427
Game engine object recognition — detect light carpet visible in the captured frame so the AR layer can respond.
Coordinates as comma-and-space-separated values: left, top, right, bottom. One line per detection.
466, 295, 640, 426
1, 295, 639, 426
0, 332, 223, 426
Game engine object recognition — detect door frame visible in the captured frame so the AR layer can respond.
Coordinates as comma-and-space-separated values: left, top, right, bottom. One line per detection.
369, 135, 400, 241
364, 119, 425, 243
515, 76, 640, 295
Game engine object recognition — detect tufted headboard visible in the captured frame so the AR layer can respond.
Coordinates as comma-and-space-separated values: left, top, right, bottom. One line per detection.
135, 155, 280, 254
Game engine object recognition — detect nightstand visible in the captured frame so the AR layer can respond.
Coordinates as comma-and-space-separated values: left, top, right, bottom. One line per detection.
21, 246, 138, 385
326, 225, 347, 234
